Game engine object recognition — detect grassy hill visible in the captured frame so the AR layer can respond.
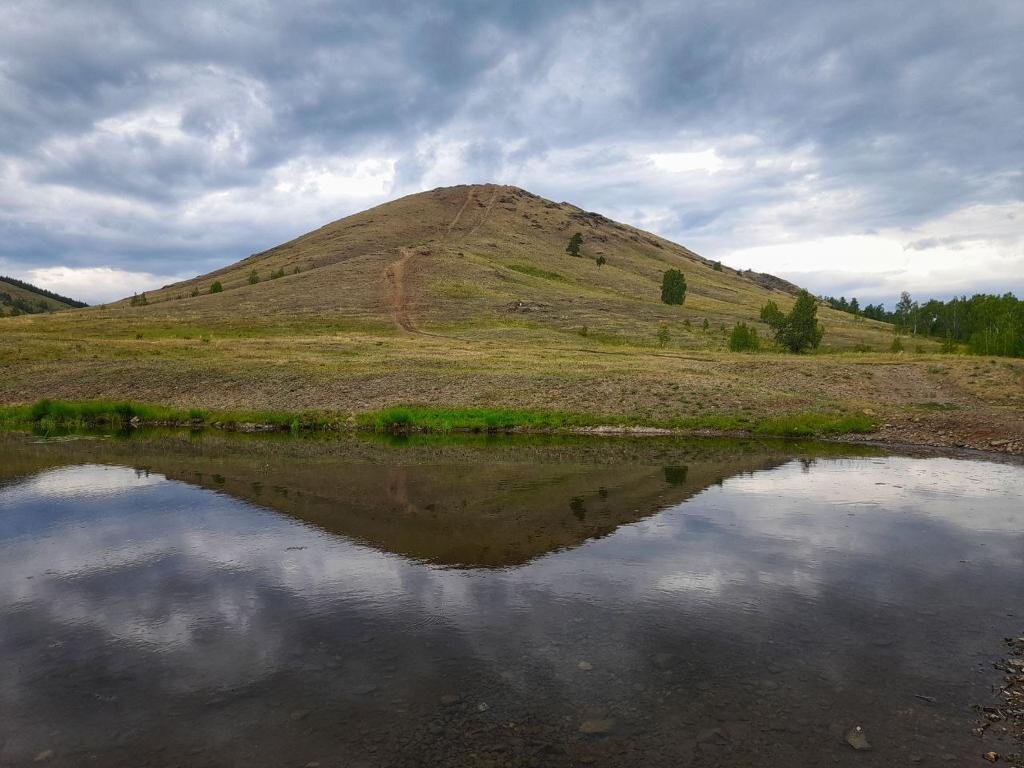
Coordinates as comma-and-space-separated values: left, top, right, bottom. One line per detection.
0, 276, 85, 317
106, 183, 901, 350
1, 184, 1022, 451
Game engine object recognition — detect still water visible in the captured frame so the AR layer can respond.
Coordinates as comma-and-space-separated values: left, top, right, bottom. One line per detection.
1, 433, 1022, 767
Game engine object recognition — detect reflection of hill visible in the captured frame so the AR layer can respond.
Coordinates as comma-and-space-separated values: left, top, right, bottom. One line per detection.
0, 433, 881, 568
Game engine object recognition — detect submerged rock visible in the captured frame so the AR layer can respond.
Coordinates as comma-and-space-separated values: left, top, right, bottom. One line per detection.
579, 718, 614, 735
845, 726, 872, 751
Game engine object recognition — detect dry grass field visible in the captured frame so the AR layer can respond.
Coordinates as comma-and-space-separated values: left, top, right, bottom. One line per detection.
1, 184, 1022, 453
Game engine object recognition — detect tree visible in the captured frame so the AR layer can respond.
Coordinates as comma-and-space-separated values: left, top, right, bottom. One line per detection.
760, 300, 785, 327
660, 269, 687, 305
566, 232, 583, 257
728, 322, 760, 352
595, 254, 606, 267
656, 324, 670, 347
760, 290, 824, 353
712, 261, 723, 272
849, 297, 860, 315
248, 269, 259, 285
209, 281, 223, 294
895, 291, 914, 333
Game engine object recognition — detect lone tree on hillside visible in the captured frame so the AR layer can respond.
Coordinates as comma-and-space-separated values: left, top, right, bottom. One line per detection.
760, 290, 824, 353
595, 254, 606, 267
660, 269, 687, 305
209, 281, 223, 294
566, 232, 583, 257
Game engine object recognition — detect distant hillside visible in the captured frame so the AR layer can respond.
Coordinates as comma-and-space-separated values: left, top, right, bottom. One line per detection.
105, 183, 903, 351
0, 276, 86, 317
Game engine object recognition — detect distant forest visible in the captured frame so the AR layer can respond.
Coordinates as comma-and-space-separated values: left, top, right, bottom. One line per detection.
821, 291, 1024, 357
0, 275, 88, 310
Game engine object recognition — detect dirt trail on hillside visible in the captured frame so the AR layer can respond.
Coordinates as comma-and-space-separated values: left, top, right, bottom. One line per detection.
385, 247, 416, 332
445, 189, 475, 235
386, 187, 500, 333
465, 186, 499, 236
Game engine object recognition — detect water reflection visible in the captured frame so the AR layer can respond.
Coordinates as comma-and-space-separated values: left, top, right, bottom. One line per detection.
0, 433, 1022, 767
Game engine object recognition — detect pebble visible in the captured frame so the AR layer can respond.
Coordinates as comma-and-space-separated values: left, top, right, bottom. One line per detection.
33, 751, 53, 763
577, 660, 594, 671
845, 726, 872, 751
984, 752, 999, 763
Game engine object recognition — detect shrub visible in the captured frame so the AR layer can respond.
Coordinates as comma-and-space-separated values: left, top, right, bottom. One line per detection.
566, 232, 583, 257
660, 269, 687, 305
759, 291, 824, 353
129, 292, 148, 307
657, 324, 670, 347
209, 281, 223, 294
189, 287, 200, 297
248, 269, 259, 285
890, 337, 904, 353
728, 322, 760, 352
712, 261, 723, 272
595, 255, 606, 267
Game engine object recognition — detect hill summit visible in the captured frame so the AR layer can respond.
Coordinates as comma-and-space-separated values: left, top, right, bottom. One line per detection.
120, 183, 892, 349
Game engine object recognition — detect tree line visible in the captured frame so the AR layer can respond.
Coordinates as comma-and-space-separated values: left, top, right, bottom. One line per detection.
0, 275, 88, 308
822, 291, 1024, 357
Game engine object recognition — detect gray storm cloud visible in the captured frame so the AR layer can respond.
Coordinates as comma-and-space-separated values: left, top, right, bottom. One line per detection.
0, 0, 1021, 304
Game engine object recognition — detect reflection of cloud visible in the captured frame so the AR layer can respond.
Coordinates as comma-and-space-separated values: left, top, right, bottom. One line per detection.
1, 456, 1023, 706
5, 464, 164, 502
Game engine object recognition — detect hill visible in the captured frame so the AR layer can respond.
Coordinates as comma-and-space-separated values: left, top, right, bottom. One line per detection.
1, 184, 1022, 454
110, 183, 900, 350
0, 276, 86, 317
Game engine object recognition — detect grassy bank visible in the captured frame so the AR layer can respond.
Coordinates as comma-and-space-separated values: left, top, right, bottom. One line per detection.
0, 399, 877, 439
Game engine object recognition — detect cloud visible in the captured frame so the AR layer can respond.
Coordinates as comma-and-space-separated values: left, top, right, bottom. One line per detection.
0, 0, 1021, 305
22, 266, 190, 305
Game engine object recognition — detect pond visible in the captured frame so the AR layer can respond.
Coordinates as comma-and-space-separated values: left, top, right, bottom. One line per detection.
1, 432, 1022, 767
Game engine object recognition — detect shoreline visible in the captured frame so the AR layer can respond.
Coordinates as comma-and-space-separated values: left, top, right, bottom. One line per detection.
1, 399, 1021, 462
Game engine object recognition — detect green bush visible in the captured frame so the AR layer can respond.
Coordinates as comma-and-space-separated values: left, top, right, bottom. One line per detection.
566, 232, 583, 257
759, 291, 824, 353
656, 324, 670, 347
209, 281, 223, 294
660, 269, 687, 305
728, 322, 760, 352
247, 269, 259, 285
890, 337, 904, 353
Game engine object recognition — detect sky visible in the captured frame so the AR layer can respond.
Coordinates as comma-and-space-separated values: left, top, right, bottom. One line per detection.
0, 0, 1021, 306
